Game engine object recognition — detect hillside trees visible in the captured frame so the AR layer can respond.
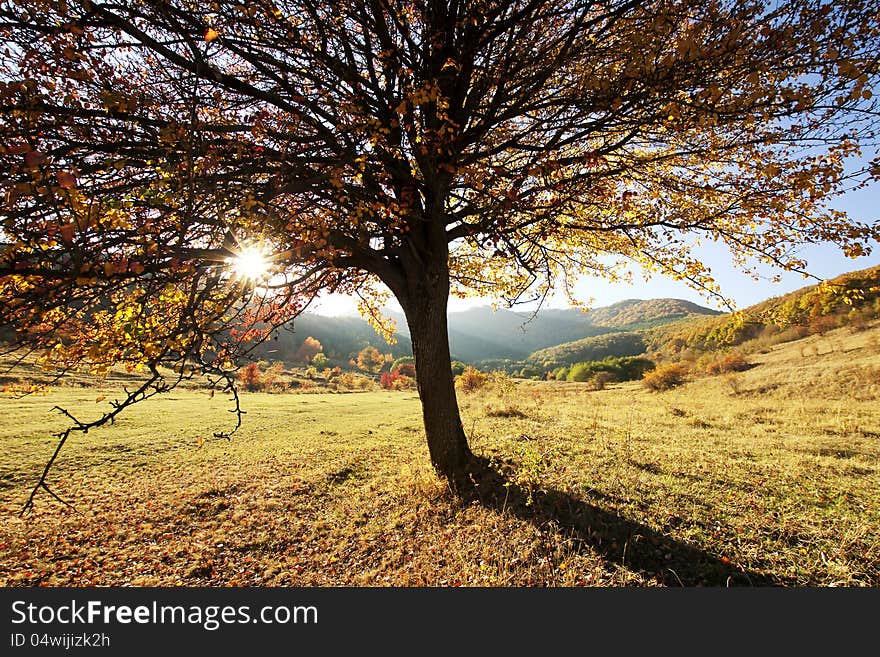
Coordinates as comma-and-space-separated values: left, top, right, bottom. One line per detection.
1, 1, 879, 488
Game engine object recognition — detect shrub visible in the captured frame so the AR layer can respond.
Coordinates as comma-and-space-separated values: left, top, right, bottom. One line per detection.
391, 356, 415, 371
336, 372, 375, 390
567, 357, 654, 383
567, 362, 597, 382
237, 361, 287, 392
517, 365, 543, 379
705, 352, 751, 375
393, 362, 417, 379
380, 370, 414, 390
585, 371, 614, 391
550, 366, 569, 381
456, 366, 489, 393
238, 362, 262, 392
642, 363, 688, 391
491, 369, 516, 396
450, 360, 467, 376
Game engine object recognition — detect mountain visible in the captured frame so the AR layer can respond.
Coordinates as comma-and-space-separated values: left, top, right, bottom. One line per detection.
256, 314, 412, 365
528, 332, 647, 367
586, 298, 722, 330
256, 297, 719, 365
444, 307, 607, 361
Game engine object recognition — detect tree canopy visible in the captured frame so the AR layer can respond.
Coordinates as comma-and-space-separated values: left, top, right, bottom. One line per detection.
1, 0, 879, 488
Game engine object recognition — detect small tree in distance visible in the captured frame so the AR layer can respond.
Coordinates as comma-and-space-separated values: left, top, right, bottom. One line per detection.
294, 336, 323, 364
1, 1, 878, 496
356, 346, 386, 374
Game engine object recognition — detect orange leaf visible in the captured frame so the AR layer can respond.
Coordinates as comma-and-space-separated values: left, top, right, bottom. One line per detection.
205, 28, 219, 42
59, 224, 75, 243
95, 395, 106, 403
56, 171, 77, 189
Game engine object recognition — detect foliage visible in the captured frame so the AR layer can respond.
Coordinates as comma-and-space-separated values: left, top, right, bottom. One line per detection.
238, 362, 263, 392
491, 370, 517, 397
517, 365, 544, 379
393, 362, 417, 380
310, 353, 329, 369
294, 336, 323, 364
456, 367, 490, 393
391, 356, 415, 372
237, 360, 286, 392
355, 346, 385, 374
705, 353, 751, 375
567, 357, 655, 383
333, 372, 375, 391
380, 369, 415, 391
450, 361, 467, 377
254, 313, 412, 365
642, 363, 689, 391
549, 366, 569, 381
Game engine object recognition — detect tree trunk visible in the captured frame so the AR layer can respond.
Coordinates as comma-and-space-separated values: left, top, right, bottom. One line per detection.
397, 266, 473, 480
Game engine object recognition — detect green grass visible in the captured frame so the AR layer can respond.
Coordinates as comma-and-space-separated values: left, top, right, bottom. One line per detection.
1, 322, 879, 586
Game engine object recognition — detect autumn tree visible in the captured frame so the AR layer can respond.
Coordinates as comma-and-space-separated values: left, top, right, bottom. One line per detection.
355, 345, 385, 373
238, 362, 262, 392
294, 335, 323, 364
1, 1, 879, 491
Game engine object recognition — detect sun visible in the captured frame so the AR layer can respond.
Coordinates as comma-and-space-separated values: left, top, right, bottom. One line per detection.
229, 244, 271, 281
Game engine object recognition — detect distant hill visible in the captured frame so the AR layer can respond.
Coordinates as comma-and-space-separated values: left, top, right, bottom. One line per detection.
444, 307, 606, 361
528, 332, 646, 367
646, 264, 880, 356
255, 297, 719, 365
255, 314, 412, 366
587, 298, 721, 330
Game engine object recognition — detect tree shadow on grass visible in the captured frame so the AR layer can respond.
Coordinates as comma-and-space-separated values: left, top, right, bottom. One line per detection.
456, 456, 793, 586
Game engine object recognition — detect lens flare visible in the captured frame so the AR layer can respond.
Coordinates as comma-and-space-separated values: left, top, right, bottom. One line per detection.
229, 244, 270, 281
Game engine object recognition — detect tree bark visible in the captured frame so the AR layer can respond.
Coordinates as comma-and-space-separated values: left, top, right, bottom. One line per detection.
397, 262, 473, 480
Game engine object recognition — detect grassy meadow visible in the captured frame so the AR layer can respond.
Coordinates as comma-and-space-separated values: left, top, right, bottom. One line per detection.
1, 322, 879, 586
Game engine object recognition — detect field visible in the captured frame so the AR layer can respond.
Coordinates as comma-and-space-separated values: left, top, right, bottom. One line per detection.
1, 322, 879, 586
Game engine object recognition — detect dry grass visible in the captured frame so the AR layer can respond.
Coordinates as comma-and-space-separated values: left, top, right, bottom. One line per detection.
1, 321, 878, 586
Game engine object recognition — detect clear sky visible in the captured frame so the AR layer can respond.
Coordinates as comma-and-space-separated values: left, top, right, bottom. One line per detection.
312, 174, 879, 317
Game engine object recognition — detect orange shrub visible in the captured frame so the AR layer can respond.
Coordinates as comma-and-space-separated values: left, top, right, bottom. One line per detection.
456, 366, 489, 393
642, 363, 688, 391
705, 352, 751, 375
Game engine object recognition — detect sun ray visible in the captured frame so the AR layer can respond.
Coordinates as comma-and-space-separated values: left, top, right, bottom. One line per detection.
228, 244, 270, 281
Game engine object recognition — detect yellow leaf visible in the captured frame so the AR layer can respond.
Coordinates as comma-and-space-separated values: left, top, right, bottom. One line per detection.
95, 395, 106, 403
205, 28, 219, 42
